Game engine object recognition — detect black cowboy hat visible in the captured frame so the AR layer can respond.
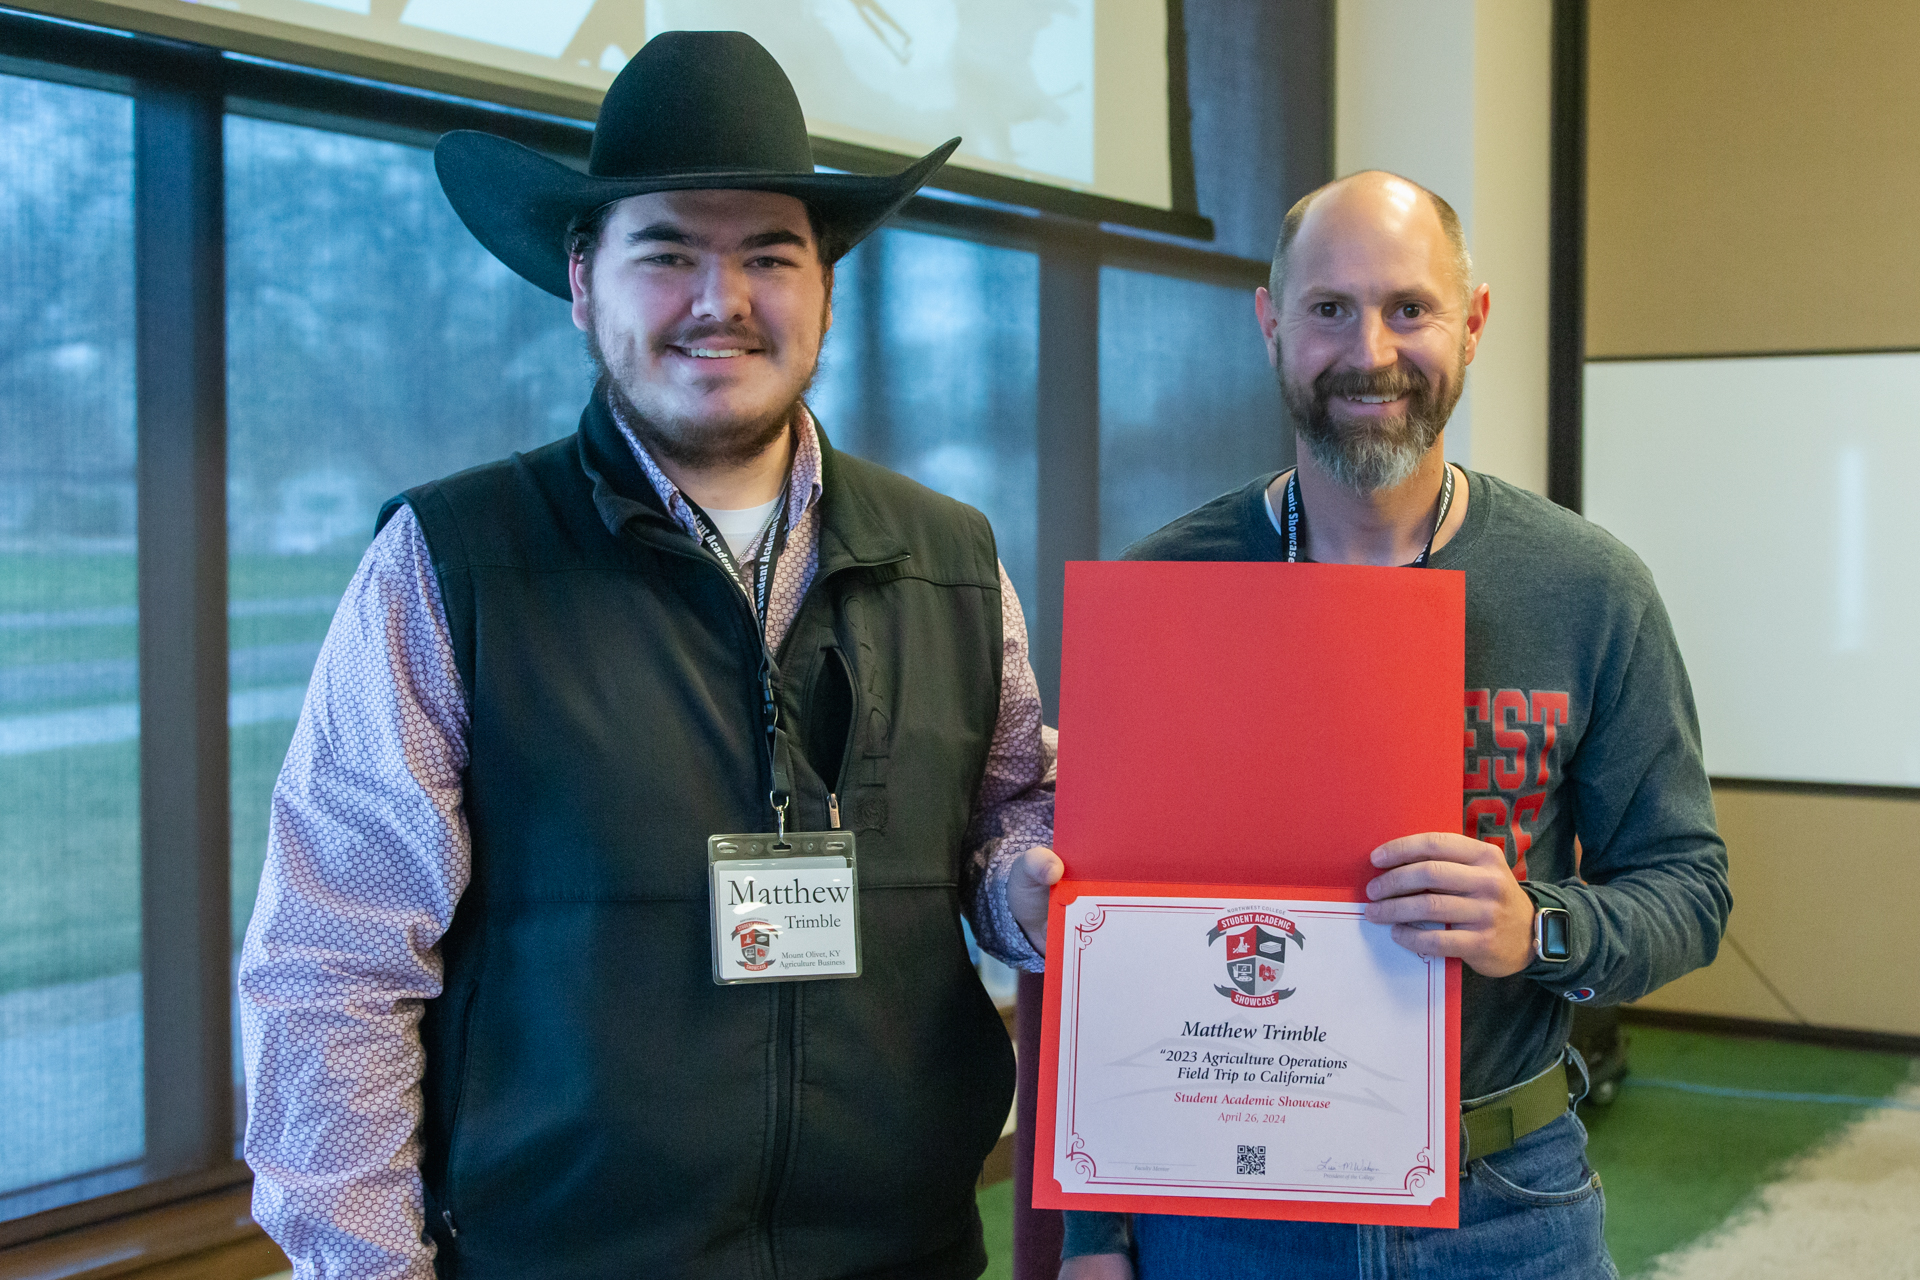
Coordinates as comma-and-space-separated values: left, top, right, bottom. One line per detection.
435, 30, 958, 300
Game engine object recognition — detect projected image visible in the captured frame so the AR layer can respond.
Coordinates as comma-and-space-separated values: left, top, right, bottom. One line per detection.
105, 0, 1164, 205
643, 0, 1094, 188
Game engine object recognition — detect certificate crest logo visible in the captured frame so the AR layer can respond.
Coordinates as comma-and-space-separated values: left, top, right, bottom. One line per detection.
1206, 910, 1305, 1007
731, 919, 777, 972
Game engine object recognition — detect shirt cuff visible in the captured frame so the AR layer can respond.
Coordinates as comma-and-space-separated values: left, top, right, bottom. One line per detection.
980, 839, 1048, 973
1062, 1210, 1133, 1259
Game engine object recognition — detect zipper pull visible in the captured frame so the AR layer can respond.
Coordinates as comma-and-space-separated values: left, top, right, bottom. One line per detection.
442, 1209, 458, 1239
828, 793, 841, 829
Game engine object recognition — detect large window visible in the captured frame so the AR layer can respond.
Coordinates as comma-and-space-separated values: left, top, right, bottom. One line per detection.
811, 228, 1040, 612
225, 115, 585, 1057
0, 1, 1308, 1255
1098, 267, 1288, 556
0, 72, 141, 1208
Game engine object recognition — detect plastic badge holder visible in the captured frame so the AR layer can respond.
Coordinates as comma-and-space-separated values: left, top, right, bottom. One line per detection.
707, 831, 861, 984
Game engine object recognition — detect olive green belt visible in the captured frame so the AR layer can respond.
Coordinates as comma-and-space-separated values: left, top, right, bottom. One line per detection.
1461, 1059, 1573, 1164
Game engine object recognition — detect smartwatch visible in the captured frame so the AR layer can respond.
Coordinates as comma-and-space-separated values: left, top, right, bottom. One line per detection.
1532, 905, 1572, 964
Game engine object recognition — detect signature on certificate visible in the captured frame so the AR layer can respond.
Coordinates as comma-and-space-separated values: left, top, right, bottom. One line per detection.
1315, 1155, 1383, 1180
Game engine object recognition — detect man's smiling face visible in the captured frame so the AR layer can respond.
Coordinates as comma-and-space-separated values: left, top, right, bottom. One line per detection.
569, 188, 831, 470
1258, 172, 1486, 493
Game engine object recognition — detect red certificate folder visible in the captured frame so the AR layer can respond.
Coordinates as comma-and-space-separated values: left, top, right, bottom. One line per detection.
1034, 560, 1466, 1227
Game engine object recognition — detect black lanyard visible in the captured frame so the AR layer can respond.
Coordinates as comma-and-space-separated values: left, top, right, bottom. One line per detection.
684, 487, 791, 639
686, 487, 797, 830
1280, 464, 1456, 568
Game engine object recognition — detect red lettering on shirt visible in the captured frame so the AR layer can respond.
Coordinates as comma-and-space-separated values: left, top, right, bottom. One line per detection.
1531, 692, 1569, 787
1461, 689, 1574, 880
1465, 796, 1509, 855
1510, 791, 1545, 880
1491, 690, 1529, 790
1463, 689, 1491, 791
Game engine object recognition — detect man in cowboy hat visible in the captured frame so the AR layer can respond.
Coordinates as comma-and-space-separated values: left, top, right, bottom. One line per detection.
240, 31, 1063, 1280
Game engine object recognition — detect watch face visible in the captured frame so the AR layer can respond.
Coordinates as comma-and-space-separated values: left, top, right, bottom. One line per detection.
1538, 908, 1571, 962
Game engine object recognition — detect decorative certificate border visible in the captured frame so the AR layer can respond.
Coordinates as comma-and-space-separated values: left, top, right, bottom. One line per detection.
1034, 880, 1461, 1227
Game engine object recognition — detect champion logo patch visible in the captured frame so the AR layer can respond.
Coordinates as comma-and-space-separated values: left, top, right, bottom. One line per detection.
1563, 987, 1596, 1003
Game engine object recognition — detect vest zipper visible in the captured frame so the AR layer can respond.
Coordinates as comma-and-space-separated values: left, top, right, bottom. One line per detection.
758, 982, 800, 1270
681, 537, 801, 1266
442, 1209, 458, 1239
659, 533, 890, 1262
827, 647, 861, 829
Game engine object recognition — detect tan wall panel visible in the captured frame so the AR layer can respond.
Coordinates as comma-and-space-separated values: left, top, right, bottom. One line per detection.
1586, 0, 1920, 358
1467, 0, 1552, 494
1631, 785, 1920, 1036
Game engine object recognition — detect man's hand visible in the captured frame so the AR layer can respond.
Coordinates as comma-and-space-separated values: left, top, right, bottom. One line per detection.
1059, 1256, 1133, 1280
1363, 833, 1535, 978
1009, 844, 1065, 954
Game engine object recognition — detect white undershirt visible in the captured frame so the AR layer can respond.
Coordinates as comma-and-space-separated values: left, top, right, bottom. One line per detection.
703, 495, 782, 558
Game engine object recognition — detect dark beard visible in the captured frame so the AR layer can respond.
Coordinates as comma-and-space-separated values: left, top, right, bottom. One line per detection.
585, 319, 809, 472
1281, 358, 1462, 494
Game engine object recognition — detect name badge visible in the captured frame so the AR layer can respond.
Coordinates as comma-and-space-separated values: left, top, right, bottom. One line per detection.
708, 831, 861, 985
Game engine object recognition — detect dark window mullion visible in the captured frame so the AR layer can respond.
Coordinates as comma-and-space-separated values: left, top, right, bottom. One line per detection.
1032, 237, 1101, 722
134, 55, 233, 1180
1548, 0, 1588, 513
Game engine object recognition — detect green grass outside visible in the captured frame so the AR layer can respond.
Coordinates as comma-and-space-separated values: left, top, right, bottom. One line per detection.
1, 550, 354, 994
232, 718, 298, 941
0, 552, 136, 688
0, 551, 134, 612
0, 739, 140, 993
0, 711, 301, 996
228, 552, 357, 943
0, 619, 136, 673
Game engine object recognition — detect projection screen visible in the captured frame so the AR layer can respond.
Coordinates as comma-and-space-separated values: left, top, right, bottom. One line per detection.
22, 0, 1179, 216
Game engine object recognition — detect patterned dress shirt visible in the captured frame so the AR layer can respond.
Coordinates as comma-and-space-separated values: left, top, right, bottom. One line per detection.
239, 405, 1055, 1279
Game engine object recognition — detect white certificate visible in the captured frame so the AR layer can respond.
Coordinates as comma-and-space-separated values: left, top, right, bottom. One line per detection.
1047, 893, 1452, 1210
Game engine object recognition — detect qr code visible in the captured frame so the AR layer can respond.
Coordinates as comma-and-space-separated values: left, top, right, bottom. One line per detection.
1236, 1144, 1266, 1176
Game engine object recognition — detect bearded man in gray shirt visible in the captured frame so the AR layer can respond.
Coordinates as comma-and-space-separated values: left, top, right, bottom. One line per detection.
1060, 171, 1730, 1278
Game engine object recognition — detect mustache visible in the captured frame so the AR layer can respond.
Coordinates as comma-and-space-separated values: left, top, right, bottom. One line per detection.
1315, 364, 1430, 402
657, 321, 769, 351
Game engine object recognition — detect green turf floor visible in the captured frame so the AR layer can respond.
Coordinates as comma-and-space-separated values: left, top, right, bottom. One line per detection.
979, 1179, 1015, 1280
1583, 1025, 1914, 1275
975, 1025, 1918, 1278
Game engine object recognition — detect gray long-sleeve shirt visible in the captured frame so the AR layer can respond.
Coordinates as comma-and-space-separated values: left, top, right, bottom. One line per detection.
1125, 467, 1731, 1099
1063, 467, 1731, 1260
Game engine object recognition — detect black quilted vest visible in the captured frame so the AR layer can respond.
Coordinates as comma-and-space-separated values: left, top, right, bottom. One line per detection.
383, 393, 1015, 1279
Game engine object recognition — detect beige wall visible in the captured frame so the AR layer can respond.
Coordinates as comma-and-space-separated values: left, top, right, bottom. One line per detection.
1334, 0, 1551, 494
1633, 786, 1920, 1037
1587, 0, 1920, 358
1463, 0, 1551, 492
1589, 1, 1920, 1038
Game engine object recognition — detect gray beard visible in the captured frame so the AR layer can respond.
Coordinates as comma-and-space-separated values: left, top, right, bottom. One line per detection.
1281, 358, 1461, 494
585, 318, 811, 473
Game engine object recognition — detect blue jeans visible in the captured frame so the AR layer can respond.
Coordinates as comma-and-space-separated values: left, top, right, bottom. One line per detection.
1133, 1112, 1617, 1280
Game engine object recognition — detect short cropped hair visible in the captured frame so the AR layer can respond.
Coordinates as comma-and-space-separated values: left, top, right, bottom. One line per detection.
1268, 172, 1472, 304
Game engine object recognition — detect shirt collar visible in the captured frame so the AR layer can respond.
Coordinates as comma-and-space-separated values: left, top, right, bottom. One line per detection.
609, 399, 825, 540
